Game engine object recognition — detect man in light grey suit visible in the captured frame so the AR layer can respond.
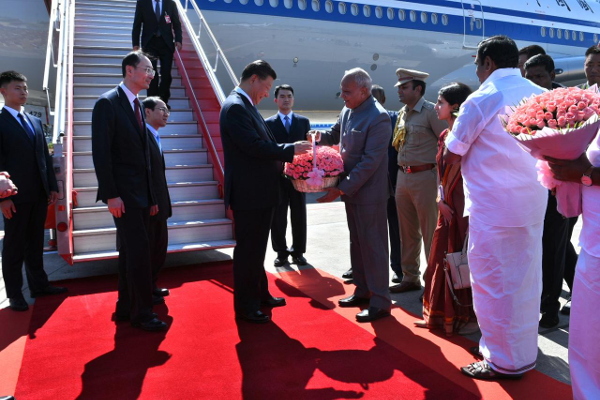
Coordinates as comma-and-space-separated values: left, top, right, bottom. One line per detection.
312, 68, 393, 322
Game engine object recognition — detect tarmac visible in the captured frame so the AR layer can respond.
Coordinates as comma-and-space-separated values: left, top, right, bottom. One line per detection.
0, 192, 575, 386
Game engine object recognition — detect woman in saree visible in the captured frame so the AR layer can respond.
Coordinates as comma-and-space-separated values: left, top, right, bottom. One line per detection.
415, 82, 477, 337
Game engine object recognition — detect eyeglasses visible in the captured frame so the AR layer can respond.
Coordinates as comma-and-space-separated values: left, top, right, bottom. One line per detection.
156, 107, 170, 115
136, 66, 156, 77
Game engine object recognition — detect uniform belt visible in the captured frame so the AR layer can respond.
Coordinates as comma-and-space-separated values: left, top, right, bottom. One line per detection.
399, 163, 435, 174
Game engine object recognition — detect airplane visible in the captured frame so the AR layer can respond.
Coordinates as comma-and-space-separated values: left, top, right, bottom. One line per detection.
195, 0, 600, 111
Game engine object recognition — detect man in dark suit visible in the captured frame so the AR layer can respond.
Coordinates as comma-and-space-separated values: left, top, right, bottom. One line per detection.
0, 70, 66, 312
265, 84, 311, 267
220, 60, 311, 323
142, 96, 172, 302
92, 51, 166, 332
132, 0, 182, 106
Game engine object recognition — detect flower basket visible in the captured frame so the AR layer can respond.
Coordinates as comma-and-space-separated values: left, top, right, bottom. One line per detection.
500, 85, 600, 217
284, 138, 344, 193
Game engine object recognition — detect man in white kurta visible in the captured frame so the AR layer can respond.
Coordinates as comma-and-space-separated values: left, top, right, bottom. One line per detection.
547, 129, 600, 399
444, 35, 547, 379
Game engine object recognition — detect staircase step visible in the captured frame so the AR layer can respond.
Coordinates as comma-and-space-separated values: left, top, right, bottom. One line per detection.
73, 149, 207, 169
75, 38, 133, 48
76, 7, 136, 16
73, 45, 136, 56
74, 179, 219, 207
73, 218, 233, 253
74, 120, 198, 136
73, 95, 190, 109
73, 134, 203, 152
73, 83, 188, 97
73, 106, 190, 121
72, 239, 236, 263
73, 199, 226, 229
73, 165, 214, 189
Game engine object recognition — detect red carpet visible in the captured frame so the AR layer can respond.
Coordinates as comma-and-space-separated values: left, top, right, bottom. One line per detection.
12, 262, 571, 399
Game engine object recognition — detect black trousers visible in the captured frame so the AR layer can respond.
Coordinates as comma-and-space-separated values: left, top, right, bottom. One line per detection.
114, 207, 153, 324
2, 193, 50, 299
541, 192, 569, 315
233, 207, 274, 314
270, 180, 307, 258
148, 216, 168, 288
145, 36, 174, 104
387, 194, 402, 275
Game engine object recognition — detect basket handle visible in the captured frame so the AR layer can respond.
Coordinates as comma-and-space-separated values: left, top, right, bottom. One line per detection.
310, 132, 317, 169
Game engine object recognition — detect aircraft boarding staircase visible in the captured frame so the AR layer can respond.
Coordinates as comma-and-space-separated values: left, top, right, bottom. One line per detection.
47, 0, 236, 264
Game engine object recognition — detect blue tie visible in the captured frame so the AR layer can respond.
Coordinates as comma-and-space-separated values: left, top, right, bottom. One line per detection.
18, 113, 35, 143
284, 115, 291, 133
154, 132, 162, 154
155, 0, 161, 21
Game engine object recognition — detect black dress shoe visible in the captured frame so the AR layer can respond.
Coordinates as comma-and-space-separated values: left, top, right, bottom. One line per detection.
292, 255, 308, 265
356, 307, 391, 323
30, 285, 68, 298
153, 294, 165, 305
338, 294, 370, 308
0, 396, 16, 400
274, 257, 288, 267
8, 298, 29, 312
391, 273, 402, 284
389, 281, 421, 293
153, 287, 170, 297
342, 269, 353, 279
132, 317, 167, 331
261, 297, 286, 308
539, 312, 559, 328
560, 297, 571, 315
236, 310, 271, 323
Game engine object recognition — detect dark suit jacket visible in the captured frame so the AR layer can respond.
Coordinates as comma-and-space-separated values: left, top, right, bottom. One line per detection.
132, 0, 182, 51
387, 110, 399, 188
265, 113, 311, 144
148, 128, 172, 220
0, 109, 57, 204
220, 90, 295, 211
92, 86, 155, 208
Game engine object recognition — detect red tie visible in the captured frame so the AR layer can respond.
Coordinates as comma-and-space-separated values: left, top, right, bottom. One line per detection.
133, 98, 143, 130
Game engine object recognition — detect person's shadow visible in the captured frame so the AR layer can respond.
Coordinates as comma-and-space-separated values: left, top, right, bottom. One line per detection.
75, 315, 173, 399
274, 266, 347, 310
235, 317, 480, 400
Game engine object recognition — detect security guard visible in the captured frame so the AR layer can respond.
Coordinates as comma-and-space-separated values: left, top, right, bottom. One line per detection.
390, 68, 447, 293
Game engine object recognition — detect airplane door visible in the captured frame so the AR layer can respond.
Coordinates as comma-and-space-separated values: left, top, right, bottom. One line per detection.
461, 1, 485, 49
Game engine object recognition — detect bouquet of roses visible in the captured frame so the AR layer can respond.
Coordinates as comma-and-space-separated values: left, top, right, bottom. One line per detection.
284, 145, 344, 192
500, 85, 600, 217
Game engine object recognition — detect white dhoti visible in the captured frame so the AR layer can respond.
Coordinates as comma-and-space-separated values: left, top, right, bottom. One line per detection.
469, 220, 543, 375
569, 249, 600, 400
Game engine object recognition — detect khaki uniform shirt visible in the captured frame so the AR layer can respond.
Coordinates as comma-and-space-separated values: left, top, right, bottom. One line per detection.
396, 97, 447, 167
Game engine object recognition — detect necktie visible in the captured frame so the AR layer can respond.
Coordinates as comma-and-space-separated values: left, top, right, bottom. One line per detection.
133, 98, 143, 131
154, 132, 163, 154
18, 113, 35, 143
155, 0, 161, 21
284, 115, 291, 133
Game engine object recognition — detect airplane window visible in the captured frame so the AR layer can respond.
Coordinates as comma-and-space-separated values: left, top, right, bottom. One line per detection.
375, 6, 383, 18
284, 0, 293, 8
565, 30, 569, 40
298, 0, 306, 10
363, 5, 371, 17
338, 2, 346, 14
398, 9, 406, 21
410, 10, 417, 22
441, 14, 448, 26
541, 26, 546, 37
254, 0, 263, 5
549, 28, 554, 38
421, 12, 427, 24
325, 0, 333, 13
312, 0, 319, 11
476, 19, 482, 29
595, 34, 599, 43
269, 0, 278, 6
573, 31, 577, 41
580, 32, 584, 41
351, 3, 359, 16
431, 13, 438, 25
224, 0, 232, 4
387, 8, 394, 20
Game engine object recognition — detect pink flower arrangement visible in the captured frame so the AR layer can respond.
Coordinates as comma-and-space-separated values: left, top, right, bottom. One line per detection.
284, 146, 344, 180
503, 86, 600, 136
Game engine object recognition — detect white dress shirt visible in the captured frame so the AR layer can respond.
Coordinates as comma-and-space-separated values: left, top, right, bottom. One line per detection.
119, 82, 139, 112
3, 105, 35, 133
446, 68, 547, 227
234, 87, 253, 106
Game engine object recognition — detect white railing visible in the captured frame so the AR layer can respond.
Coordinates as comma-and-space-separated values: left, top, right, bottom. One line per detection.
177, 0, 239, 103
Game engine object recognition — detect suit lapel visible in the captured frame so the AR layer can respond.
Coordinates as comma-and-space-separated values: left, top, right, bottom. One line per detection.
1, 109, 35, 147
117, 87, 144, 138
238, 92, 276, 142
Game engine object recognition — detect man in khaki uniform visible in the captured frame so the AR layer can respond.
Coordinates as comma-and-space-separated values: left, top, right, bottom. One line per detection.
389, 68, 447, 293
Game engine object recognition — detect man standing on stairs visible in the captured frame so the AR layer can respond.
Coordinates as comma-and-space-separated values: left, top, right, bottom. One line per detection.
220, 60, 311, 324
266, 84, 311, 268
92, 51, 167, 332
142, 96, 172, 304
132, 0, 182, 107
0, 70, 66, 312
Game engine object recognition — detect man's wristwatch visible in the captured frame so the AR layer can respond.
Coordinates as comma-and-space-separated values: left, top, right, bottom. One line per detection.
581, 165, 594, 187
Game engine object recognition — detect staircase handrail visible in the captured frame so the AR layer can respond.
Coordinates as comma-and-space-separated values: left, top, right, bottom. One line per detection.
177, 0, 239, 104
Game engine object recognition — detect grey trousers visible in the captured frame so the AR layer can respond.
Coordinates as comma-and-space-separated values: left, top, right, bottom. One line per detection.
345, 201, 391, 310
